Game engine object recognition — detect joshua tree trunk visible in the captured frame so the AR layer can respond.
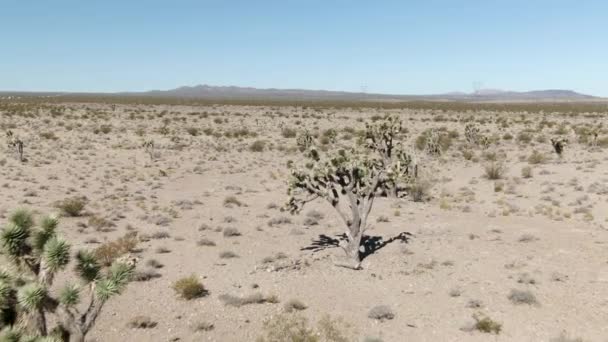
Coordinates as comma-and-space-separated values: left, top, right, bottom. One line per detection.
334, 183, 376, 270
337, 227, 364, 269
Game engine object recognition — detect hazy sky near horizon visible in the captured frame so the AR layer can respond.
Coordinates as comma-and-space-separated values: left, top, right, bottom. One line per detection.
1, 0, 607, 96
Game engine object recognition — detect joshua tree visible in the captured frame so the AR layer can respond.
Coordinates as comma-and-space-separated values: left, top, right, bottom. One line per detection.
425, 129, 442, 155
142, 140, 155, 162
0, 210, 135, 342
464, 124, 490, 149
364, 116, 417, 196
550, 137, 567, 157
287, 119, 417, 269
6, 130, 24, 162
464, 123, 480, 145
296, 130, 314, 152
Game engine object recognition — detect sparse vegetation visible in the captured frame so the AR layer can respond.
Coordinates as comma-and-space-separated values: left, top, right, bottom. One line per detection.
173, 275, 208, 300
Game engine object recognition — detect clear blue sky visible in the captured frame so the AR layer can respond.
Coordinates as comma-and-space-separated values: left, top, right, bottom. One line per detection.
1, 0, 606, 96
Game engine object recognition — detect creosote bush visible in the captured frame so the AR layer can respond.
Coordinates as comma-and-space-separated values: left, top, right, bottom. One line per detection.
484, 162, 506, 180
173, 275, 208, 300
472, 313, 502, 334
57, 196, 87, 217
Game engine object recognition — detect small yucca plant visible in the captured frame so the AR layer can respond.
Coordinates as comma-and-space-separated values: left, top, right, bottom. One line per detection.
0, 209, 135, 342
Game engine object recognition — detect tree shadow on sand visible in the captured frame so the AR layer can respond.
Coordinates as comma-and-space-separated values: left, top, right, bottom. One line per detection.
301, 231, 413, 261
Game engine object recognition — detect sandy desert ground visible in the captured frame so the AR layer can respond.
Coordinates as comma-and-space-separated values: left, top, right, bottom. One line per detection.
1, 101, 607, 342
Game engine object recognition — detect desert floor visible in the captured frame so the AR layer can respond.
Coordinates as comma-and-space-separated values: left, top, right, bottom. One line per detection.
1, 102, 607, 342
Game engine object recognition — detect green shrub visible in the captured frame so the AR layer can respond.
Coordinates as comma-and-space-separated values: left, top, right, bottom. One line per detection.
173, 275, 208, 300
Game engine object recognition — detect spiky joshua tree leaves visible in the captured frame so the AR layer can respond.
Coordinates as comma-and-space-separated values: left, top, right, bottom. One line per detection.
287, 116, 416, 269
0, 210, 135, 342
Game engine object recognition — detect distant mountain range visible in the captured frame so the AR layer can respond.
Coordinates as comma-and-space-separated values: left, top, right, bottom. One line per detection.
134, 85, 599, 102
1, 85, 602, 103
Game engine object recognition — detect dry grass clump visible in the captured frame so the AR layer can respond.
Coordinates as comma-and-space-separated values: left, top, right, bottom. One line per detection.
192, 321, 215, 332
284, 299, 308, 312
250, 140, 266, 152
223, 227, 241, 237
223, 195, 244, 207
219, 250, 239, 259
461, 149, 474, 161
281, 127, 297, 138
268, 216, 293, 227
219, 292, 279, 307
303, 210, 324, 226
508, 289, 538, 305
409, 178, 432, 202
128, 315, 158, 329
186, 127, 200, 136
472, 313, 502, 334
132, 269, 162, 282
367, 305, 395, 321
197, 238, 216, 246
527, 150, 547, 164
57, 196, 87, 216
521, 166, 533, 179
173, 275, 208, 300
484, 162, 506, 180
88, 215, 115, 232
256, 314, 350, 342
94, 232, 138, 266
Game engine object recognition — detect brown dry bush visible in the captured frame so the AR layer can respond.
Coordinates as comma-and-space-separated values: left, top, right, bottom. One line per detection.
94, 232, 138, 266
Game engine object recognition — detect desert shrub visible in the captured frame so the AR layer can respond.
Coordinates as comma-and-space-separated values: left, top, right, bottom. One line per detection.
192, 321, 215, 332
409, 178, 432, 202
186, 127, 200, 136
508, 289, 538, 305
57, 196, 87, 216
40, 131, 58, 140
88, 215, 115, 231
128, 315, 158, 329
367, 305, 395, 321
223, 196, 244, 207
472, 313, 502, 334
268, 216, 293, 227
516, 131, 533, 144
132, 269, 162, 282
282, 127, 297, 138
219, 250, 239, 258
197, 238, 216, 246
173, 275, 208, 300
223, 227, 241, 237
462, 149, 474, 161
219, 292, 279, 307
527, 150, 547, 164
284, 299, 308, 312
484, 162, 506, 180
257, 314, 350, 342
250, 140, 266, 152
94, 232, 138, 266
521, 166, 533, 178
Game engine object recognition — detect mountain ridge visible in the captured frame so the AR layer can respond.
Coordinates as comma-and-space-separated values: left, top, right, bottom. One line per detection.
137, 84, 599, 102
